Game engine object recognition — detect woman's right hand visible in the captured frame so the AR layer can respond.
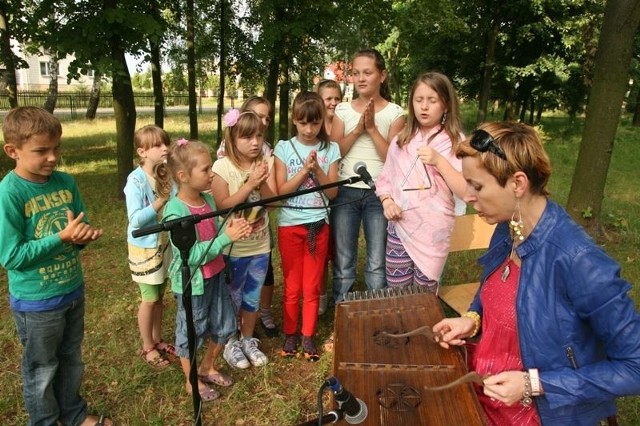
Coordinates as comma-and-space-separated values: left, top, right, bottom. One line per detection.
224, 217, 252, 242
432, 317, 475, 349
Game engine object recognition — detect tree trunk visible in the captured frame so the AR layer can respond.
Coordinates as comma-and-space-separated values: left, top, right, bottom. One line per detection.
150, 40, 164, 128
476, 22, 499, 125
633, 83, 640, 126
186, 0, 198, 139
566, 0, 640, 232
216, 0, 226, 146
0, 5, 18, 108
265, 54, 280, 144
105, 0, 136, 194
85, 69, 102, 119
43, 56, 58, 113
278, 53, 291, 141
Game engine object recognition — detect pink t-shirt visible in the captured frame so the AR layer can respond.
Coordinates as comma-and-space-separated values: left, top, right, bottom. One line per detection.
187, 203, 225, 279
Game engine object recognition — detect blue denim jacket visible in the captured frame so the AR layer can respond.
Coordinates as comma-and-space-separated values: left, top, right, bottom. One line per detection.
124, 166, 175, 247
470, 200, 640, 425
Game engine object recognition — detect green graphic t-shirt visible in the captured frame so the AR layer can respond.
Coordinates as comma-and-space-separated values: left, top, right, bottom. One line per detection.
0, 171, 87, 301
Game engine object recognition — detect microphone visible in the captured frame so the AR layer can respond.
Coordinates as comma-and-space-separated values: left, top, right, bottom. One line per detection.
353, 162, 375, 190
327, 377, 368, 424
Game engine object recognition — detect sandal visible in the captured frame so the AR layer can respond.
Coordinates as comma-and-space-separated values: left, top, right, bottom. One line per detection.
198, 372, 234, 387
280, 334, 298, 358
187, 384, 220, 402
140, 347, 170, 369
155, 340, 178, 359
302, 336, 320, 362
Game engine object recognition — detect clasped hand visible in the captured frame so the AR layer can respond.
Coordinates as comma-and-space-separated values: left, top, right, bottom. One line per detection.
247, 160, 270, 188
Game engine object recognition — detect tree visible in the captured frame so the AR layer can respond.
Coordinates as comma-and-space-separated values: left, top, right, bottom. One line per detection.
85, 69, 102, 119
0, 1, 23, 109
566, 0, 640, 231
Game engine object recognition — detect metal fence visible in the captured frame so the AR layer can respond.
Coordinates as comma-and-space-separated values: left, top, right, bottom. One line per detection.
0, 91, 192, 118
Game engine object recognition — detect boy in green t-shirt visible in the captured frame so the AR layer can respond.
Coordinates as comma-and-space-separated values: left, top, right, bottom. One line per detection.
0, 107, 112, 426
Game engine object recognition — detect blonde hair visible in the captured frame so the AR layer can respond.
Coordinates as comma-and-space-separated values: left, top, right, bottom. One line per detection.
241, 96, 272, 116
166, 139, 210, 184
134, 125, 170, 164
396, 72, 463, 149
223, 111, 264, 169
456, 122, 551, 196
315, 79, 342, 99
2, 106, 62, 148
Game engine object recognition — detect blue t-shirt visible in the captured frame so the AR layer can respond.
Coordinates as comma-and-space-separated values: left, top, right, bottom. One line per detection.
274, 137, 341, 226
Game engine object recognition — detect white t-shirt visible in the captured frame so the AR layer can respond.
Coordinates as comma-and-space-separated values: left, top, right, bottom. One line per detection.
335, 101, 404, 189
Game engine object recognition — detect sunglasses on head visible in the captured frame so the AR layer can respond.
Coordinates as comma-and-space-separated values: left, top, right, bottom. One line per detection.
470, 129, 507, 161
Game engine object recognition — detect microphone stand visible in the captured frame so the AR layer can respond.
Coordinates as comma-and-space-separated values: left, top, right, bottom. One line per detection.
132, 176, 364, 425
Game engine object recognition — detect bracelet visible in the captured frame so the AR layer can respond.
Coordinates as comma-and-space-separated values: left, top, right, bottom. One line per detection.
380, 195, 393, 204
528, 368, 542, 396
462, 311, 481, 338
521, 372, 533, 407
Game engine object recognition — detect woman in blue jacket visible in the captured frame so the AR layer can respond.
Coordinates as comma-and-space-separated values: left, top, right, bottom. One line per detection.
433, 122, 640, 425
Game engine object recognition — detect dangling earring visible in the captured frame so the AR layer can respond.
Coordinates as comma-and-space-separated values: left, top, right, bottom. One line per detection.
509, 199, 524, 243
441, 111, 448, 125
502, 198, 524, 282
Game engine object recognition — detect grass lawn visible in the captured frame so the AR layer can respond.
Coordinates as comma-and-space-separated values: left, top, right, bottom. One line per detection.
0, 110, 639, 425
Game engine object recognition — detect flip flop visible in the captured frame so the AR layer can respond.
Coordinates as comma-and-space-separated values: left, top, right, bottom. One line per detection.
198, 372, 234, 387
187, 385, 220, 402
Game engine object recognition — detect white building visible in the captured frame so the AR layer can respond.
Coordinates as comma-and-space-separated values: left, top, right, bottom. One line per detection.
10, 41, 95, 91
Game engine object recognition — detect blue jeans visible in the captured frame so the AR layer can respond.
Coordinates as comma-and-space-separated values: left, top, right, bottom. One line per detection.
13, 297, 87, 426
330, 186, 388, 302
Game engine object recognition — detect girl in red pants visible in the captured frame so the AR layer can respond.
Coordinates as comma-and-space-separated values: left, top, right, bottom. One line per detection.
273, 91, 341, 361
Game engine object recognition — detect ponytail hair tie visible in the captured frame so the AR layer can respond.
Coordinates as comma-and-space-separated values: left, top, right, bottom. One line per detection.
176, 138, 188, 146
224, 109, 241, 128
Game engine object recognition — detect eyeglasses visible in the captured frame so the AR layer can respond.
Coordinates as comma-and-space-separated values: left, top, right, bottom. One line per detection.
470, 129, 507, 161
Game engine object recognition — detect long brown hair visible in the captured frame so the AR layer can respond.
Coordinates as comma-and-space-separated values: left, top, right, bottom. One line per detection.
396, 72, 463, 149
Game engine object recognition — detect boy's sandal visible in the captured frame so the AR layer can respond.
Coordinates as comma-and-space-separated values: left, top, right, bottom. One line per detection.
155, 340, 178, 358
280, 348, 297, 358
140, 347, 170, 369
83, 414, 113, 426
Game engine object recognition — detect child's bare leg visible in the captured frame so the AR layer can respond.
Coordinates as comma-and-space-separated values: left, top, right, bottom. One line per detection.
151, 299, 164, 343
199, 339, 224, 375
240, 309, 258, 339
138, 300, 164, 363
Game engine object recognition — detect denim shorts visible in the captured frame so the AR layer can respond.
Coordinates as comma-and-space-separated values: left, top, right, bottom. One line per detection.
173, 272, 237, 358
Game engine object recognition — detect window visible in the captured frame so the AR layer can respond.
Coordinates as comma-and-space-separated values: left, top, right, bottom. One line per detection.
40, 62, 51, 77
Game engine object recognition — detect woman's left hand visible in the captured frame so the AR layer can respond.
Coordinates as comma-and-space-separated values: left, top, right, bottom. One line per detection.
482, 371, 529, 406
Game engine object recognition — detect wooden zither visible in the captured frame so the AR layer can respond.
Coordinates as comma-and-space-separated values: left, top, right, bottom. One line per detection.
333, 286, 485, 425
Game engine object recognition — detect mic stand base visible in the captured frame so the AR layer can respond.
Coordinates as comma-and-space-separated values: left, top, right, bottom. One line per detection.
296, 410, 344, 426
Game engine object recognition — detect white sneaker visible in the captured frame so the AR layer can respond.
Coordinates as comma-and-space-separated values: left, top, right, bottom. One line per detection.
224, 337, 250, 369
241, 337, 268, 367
318, 293, 329, 316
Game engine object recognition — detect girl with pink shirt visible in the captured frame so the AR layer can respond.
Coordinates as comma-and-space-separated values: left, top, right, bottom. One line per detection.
376, 72, 467, 291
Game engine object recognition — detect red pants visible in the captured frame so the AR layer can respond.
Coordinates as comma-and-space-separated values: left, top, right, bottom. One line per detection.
278, 223, 329, 337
